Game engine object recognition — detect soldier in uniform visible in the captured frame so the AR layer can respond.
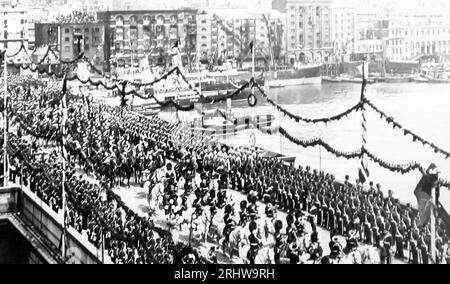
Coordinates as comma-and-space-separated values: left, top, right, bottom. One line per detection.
306, 232, 323, 262
248, 221, 262, 264
381, 229, 395, 264
286, 214, 297, 240
239, 200, 249, 226
322, 243, 343, 264
216, 187, 227, 209
288, 241, 300, 264
222, 204, 237, 253
274, 220, 284, 264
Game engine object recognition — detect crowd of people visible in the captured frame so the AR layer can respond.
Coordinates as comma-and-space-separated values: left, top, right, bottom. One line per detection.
2, 79, 208, 264
2, 74, 450, 264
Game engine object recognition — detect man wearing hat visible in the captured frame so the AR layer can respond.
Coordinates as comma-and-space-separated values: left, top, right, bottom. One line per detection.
248, 221, 262, 264
222, 204, 237, 252
322, 242, 343, 264
287, 240, 300, 264
306, 232, 323, 262
273, 220, 284, 264
381, 229, 395, 264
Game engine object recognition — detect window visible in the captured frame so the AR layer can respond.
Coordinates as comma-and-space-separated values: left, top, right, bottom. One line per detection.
85, 28, 89, 33
65, 28, 70, 33
65, 37, 70, 42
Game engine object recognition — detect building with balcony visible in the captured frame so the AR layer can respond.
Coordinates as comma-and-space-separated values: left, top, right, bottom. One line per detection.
97, 9, 198, 72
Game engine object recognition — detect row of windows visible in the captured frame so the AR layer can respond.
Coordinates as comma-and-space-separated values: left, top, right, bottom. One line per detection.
64, 27, 100, 34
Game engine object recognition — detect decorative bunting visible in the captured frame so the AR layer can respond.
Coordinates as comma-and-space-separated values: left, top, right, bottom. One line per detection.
254, 83, 364, 124
364, 97, 450, 159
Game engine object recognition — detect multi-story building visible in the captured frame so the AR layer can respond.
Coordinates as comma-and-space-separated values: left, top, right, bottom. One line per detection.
351, 7, 387, 61
197, 9, 285, 67
34, 22, 105, 69
385, 1, 450, 61
0, 1, 29, 64
330, 0, 355, 61
97, 9, 198, 72
286, 0, 333, 65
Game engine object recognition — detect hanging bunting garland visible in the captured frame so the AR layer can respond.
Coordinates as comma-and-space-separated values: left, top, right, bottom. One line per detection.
364, 97, 450, 159
254, 83, 363, 124
276, 127, 362, 159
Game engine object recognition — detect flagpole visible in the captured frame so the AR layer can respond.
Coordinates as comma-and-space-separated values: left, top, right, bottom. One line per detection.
360, 60, 368, 187
430, 185, 437, 263
3, 52, 8, 187
61, 79, 68, 260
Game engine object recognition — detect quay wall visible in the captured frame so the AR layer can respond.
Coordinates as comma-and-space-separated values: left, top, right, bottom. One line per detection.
0, 186, 102, 264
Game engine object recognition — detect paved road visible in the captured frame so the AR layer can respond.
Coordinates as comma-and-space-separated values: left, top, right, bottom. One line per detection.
108, 173, 406, 264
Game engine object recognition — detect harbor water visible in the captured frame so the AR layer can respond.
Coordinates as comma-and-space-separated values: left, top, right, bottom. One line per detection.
202, 82, 450, 210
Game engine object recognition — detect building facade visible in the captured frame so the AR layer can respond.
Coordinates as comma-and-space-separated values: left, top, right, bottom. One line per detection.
34, 22, 105, 69
0, 1, 29, 64
196, 9, 285, 67
330, 0, 355, 61
285, 0, 334, 64
385, 3, 450, 61
97, 9, 198, 72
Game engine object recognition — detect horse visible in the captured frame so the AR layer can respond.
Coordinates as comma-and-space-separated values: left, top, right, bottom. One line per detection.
210, 221, 247, 259
239, 245, 275, 264
360, 246, 381, 264
148, 178, 164, 214
340, 248, 363, 264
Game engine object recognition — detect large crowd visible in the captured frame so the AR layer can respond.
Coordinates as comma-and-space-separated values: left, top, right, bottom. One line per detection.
1, 75, 450, 264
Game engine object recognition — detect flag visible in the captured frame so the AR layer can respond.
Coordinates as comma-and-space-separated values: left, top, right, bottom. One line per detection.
414, 164, 439, 227
0, 50, 5, 67
358, 159, 369, 184
248, 41, 254, 55
358, 165, 369, 185
357, 62, 369, 80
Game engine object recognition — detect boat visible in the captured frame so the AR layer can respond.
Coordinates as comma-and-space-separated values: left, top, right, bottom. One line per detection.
340, 76, 375, 84
269, 84, 285, 89
322, 76, 343, 83
412, 76, 430, 83
384, 76, 412, 83
264, 65, 322, 87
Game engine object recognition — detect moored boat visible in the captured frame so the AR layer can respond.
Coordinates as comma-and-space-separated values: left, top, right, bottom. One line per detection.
265, 65, 322, 87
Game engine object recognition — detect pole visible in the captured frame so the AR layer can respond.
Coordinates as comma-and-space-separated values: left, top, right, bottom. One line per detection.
430, 185, 437, 264
197, 46, 202, 95
3, 54, 8, 187
61, 79, 68, 260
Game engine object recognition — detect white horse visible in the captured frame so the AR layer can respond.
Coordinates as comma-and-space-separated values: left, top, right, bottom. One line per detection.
360, 246, 381, 264
148, 180, 164, 213
239, 245, 276, 264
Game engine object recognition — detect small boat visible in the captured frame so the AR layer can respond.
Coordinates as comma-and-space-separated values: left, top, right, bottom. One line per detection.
413, 77, 429, 83
322, 76, 343, 83
269, 84, 285, 89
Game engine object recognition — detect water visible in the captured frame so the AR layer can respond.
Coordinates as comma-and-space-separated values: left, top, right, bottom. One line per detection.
205, 82, 450, 210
